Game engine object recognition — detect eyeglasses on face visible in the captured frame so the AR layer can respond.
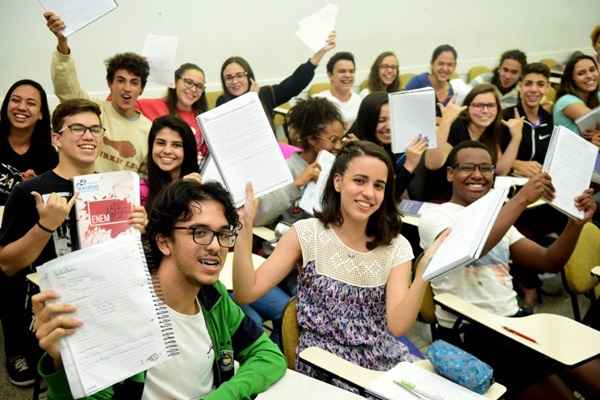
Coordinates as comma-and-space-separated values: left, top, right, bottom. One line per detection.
470, 102, 497, 111
59, 123, 105, 137
379, 64, 398, 70
181, 78, 205, 92
224, 72, 248, 83
453, 163, 495, 174
172, 226, 239, 248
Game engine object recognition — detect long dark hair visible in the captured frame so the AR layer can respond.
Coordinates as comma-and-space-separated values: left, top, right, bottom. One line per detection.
367, 52, 400, 93
557, 54, 600, 109
219, 56, 256, 101
146, 115, 199, 209
490, 49, 527, 92
458, 84, 502, 163
166, 63, 208, 115
0, 79, 51, 148
316, 140, 401, 250
349, 92, 389, 151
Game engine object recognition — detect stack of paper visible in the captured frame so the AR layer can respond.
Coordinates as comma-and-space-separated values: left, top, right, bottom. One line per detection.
142, 34, 179, 88
37, 236, 178, 398
39, 0, 118, 37
423, 188, 509, 281
366, 361, 485, 400
389, 88, 437, 154
197, 92, 293, 206
295, 4, 338, 52
298, 150, 335, 215
543, 126, 596, 219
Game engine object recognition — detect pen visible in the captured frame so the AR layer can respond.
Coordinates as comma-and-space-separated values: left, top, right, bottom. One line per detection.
502, 326, 538, 344
393, 380, 445, 400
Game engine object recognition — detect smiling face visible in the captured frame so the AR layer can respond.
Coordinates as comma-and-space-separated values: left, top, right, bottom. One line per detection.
572, 58, 600, 94
431, 51, 456, 83
448, 147, 494, 206
7, 84, 43, 132
152, 127, 184, 179
334, 155, 387, 223
108, 69, 143, 117
175, 68, 205, 111
53, 111, 103, 168
223, 62, 249, 97
375, 103, 391, 145
311, 119, 345, 154
329, 59, 355, 94
162, 200, 230, 286
378, 55, 398, 87
498, 58, 522, 89
467, 92, 498, 130
519, 72, 548, 109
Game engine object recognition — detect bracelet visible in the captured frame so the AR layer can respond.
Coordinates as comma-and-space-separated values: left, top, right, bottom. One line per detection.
37, 221, 55, 234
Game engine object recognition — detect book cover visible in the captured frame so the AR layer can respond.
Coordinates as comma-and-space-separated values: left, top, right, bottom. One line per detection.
74, 171, 140, 248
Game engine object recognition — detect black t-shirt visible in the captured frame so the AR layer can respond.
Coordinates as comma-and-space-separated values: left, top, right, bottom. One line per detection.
500, 104, 553, 165
0, 136, 58, 205
0, 170, 78, 269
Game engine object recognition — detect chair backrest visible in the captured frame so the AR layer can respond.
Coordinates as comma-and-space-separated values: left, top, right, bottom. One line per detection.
539, 58, 558, 70
281, 296, 300, 369
411, 253, 437, 324
467, 66, 491, 83
564, 223, 600, 294
308, 82, 331, 97
206, 90, 223, 110
399, 73, 415, 89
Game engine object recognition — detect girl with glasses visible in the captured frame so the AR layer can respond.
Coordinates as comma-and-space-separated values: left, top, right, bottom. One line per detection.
360, 51, 401, 97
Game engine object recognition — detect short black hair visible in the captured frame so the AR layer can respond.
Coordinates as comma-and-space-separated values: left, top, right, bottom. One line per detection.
499, 49, 527, 70
522, 62, 550, 80
446, 140, 492, 168
105, 52, 150, 89
146, 180, 240, 265
51, 98, 101, 132
326, 51, 355, 74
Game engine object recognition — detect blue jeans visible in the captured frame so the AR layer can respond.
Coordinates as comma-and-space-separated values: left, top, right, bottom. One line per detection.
231, 287, 290, 347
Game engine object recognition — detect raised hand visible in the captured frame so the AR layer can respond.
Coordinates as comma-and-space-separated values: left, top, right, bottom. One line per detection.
238, 183, 259, 230
404, 136, 429, 172
128, 205, 147, 233
501, 108, 525, 140
573, 188, 597, 224
512, 160, 542, 178
310, 31, 337, 65
439, 101, 466, 124
514, 172, 555, 205
32, 191, 77, 232
294, 161, 321, 188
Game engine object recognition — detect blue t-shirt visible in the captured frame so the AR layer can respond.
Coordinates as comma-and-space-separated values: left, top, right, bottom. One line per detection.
404, 72, 455, 116
553, 92, 600, 134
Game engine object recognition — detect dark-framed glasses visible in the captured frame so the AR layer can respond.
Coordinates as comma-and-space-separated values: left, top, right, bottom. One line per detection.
182, 78, 206, 92
59, 123, 105, 137
453, 163, 495, 174
224, 72, 248, 83
172, 226, 239, 248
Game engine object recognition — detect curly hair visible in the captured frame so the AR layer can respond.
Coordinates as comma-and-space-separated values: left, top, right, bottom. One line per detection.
287, 97, 343, 149
105, 52, 150, 89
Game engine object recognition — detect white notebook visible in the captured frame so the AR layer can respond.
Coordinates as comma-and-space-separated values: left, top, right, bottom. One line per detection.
366, 361, 485, 400
575, 105, 600, 133
39, 0, 118, 37
423, 188, 508, 281
197, 92, 293, 206
542, 126, 596, 220
37, 236, 178, 398
298, 150, 335, 215
389, 88, 437, 154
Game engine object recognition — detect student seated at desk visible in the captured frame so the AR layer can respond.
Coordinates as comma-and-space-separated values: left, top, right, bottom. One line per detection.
233, 141, 446, 392
418, 140, 600, 399
33, 180, 286, 399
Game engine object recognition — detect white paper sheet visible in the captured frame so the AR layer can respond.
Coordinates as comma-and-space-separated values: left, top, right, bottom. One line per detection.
299, 150, 335, 215
296, 3, 338, 52
39, 0, 118, 37
142, 34, 179, 88
389, 88, 437, 154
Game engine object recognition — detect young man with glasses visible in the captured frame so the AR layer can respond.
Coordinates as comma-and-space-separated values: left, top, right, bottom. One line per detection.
418, 140, 600, 399
0, 99, 147, 386
44, 11, 151, 174
33, 180, 286, 399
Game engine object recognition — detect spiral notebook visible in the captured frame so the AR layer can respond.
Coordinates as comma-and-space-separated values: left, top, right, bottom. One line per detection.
37, 235, 178, 399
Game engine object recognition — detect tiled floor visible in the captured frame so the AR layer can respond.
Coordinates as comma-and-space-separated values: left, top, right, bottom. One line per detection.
0, 274, 594, 400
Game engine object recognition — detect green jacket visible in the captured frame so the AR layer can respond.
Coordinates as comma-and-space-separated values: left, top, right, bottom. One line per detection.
38, 281, 287, 399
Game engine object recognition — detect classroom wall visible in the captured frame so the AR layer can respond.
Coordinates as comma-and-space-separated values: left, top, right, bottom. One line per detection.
1, 0, 598, 108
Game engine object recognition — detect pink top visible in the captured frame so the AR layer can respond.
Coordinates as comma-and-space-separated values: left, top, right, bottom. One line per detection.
140, 178, 149, 206
278, 143, 302, 159
137, 98, 208, 156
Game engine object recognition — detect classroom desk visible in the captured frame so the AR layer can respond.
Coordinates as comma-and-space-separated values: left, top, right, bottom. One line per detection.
434, 293, 600, 367
299, 346, 506, 399
592, 266, 600, 278
253, 226, 276, 242
257, 368, 364, 399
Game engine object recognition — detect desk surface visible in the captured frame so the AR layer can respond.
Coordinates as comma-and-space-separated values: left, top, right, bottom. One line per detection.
592, 266, 600, 278
253, 226, 276, 242
257, 368, 364, 399
434, 292, 600, 367
299, 346, 506, 399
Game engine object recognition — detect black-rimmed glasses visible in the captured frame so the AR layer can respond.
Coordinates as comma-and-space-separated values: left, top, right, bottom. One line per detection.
172, 226, 238, 248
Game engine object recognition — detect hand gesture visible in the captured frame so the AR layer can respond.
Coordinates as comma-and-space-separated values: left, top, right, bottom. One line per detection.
513, 160, 542, 178
294, 161, 321, 188
182, 172, 202, 184
573, 189, 597, 224
341, 132, 359, 145
128, 205, 148, 234
43, 11, 66, 41
310, 31, 337, 65
33, 191, 77, 232
501, 108, 525, 140
439, 101, 466, 124
404, 136, 429, 172
238, 183, 259, 230
415, 228, 451, 280
20, 169, 36, 181
249, 79, 260, 93
583, 129, 600, 148
33, 290, 82, 367
515, 172, 555, 205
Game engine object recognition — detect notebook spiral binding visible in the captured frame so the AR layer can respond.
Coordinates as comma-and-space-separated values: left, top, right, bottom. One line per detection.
139, 237, 180, 357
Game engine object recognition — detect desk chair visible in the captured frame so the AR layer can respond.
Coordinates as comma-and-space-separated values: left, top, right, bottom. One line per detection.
399, 73, 414, 89
281, 296, 299, 369
308, 82, 330, 97
539, 58, 559, 70
206, 90, 223, 109
272, 102, 292, 142
467, 66, 491, 83
561, 222, 600, 322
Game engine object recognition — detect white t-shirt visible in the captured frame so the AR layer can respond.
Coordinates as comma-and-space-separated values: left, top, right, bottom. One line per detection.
314, 90, 362, 129
418, 202, 524, 328
142, 300, 214, 400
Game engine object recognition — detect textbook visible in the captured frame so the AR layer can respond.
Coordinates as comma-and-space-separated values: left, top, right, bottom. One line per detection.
36, 236, 179, 399
542, 126, 596, 220
365, 361, 485, 400
38, 0, 118, 37
422, 188, 508, 281
389, 87, 437, 154
197, 92, 293, 206
575, 105, 600, 133
74, 171, 140, 248
298, 150, 335, 215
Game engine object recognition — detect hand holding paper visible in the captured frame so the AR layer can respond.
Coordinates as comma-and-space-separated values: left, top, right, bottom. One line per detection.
39, 0, 118, 38
296, 4, 339, 53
